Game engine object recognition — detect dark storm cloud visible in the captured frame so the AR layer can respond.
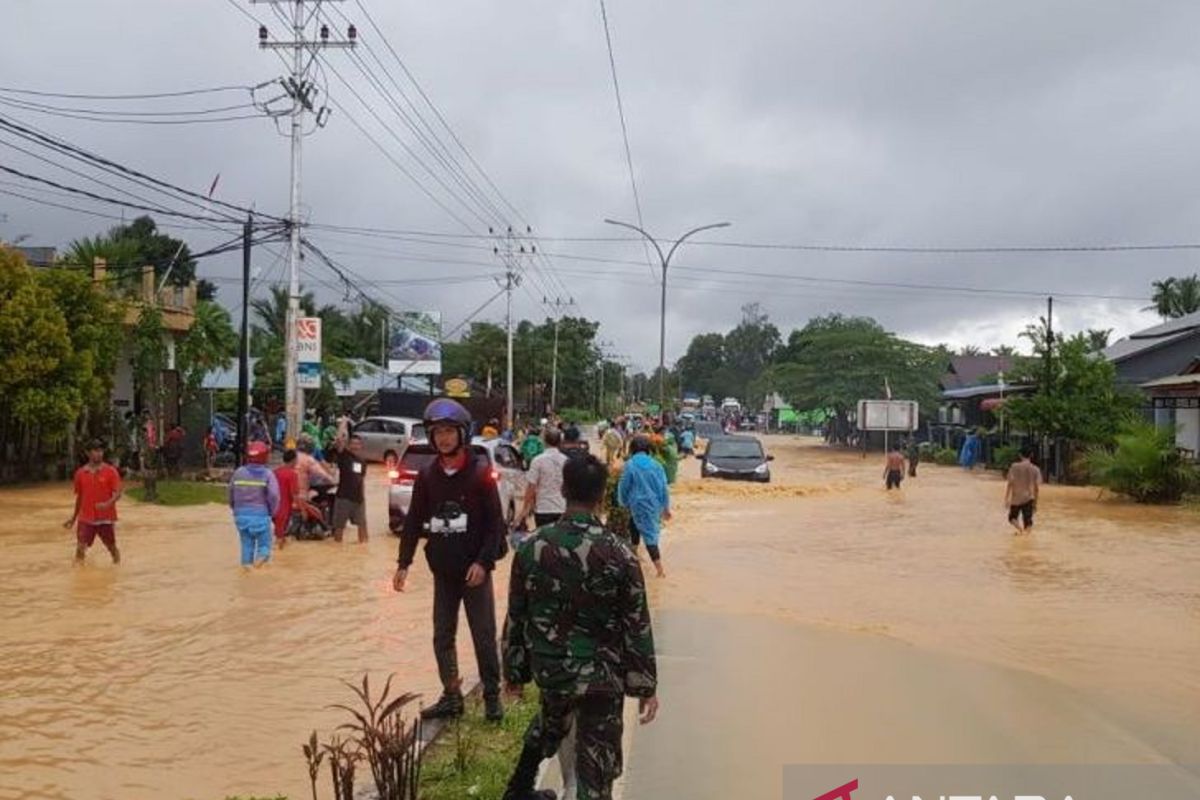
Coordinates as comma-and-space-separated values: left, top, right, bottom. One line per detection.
3, 1, 1194, 367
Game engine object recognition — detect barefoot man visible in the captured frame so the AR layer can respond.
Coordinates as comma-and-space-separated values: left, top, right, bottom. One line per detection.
1005, 445, 1041, 534
883, 444, 906, 491
65, 439, 123, 564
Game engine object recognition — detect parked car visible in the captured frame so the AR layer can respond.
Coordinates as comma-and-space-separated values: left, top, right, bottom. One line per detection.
701, 435, 773, 482
692, 420, 724, 458
387, 438, 526, 534
353, 416, 426, 465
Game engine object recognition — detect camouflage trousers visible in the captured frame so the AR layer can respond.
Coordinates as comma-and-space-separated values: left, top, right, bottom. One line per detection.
525, 692, 624, 800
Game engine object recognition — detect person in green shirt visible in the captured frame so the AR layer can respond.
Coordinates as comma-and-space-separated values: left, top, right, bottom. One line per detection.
519, 425, 545, 469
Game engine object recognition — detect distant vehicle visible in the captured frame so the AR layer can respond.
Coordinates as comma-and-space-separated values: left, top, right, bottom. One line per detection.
720, 397, 742, 416
470, 435, 529, 525
701, 435, 773, 482
386, 439, 526, 534
738, 418, 758, 432
692, 420, 724, 458
352, 416, 426, 465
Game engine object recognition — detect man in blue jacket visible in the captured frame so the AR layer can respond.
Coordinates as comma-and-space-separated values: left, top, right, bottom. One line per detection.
618, 435, 671, 578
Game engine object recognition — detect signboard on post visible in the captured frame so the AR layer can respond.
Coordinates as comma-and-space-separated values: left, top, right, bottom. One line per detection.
297, 362, 322, 389
297, 317, 322, 389
856, 399, 919, 431
387, 311, 442, 376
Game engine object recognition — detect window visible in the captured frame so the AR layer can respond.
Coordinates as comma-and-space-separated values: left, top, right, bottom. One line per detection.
354, 420, 381, 434
382, 420, 407, 436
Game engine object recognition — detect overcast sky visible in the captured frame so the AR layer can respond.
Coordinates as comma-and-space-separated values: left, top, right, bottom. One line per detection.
4, 0, 1196, 371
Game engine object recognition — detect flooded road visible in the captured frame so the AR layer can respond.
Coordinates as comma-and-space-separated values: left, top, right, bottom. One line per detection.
0, 476, 496, 800
642, 437, 1200, 772
1, 437, 1197, 799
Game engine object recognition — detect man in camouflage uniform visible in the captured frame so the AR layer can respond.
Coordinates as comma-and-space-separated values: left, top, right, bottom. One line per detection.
502, 454, 659, 800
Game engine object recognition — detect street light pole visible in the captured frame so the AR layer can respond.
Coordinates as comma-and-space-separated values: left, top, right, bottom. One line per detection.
604, 219, 730, 418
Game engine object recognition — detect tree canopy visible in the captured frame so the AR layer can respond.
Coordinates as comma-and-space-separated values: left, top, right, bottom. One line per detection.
760, 314, 943, 413
64, 215, 197, 288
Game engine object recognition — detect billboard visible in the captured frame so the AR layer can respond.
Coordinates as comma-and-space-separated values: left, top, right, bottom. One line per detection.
856, 399, 919, 431
297, 317, 322, 389
387, 311, 442, 376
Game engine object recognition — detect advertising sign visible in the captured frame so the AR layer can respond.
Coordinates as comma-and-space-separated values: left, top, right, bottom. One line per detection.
297, 317, 321, 362
297, 316, 322, 389
387, 311, 442, 376
856, 399, 919, 431
444, 377, 470, 398
297, 362, 322, 390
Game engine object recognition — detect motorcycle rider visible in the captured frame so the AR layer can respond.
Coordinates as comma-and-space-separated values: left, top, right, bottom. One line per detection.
394, 398, 507, 722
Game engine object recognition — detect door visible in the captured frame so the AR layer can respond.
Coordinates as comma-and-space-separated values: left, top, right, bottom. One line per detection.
379, 420, 409, 464
353, 419, 383, 461
492, 443, 525, 515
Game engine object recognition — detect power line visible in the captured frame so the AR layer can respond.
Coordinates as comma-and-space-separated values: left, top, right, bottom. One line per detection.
301, 221, 1200, 255
0, 97, 265, 126
0, 84, 257, 100
0, 112, 284, 223
599, 0, 657, 285
334, 1, 572, 301
0, 164, 238, 224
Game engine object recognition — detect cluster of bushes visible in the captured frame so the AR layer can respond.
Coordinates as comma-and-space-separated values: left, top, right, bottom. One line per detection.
1086, 422, 1198, 504
990, 444, 1021, 472
931, 447, 959, 466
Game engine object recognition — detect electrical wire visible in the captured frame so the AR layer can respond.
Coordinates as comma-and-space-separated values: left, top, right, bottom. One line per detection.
598, 0, 657, 286
0, 112, 285, 223
0, 84, 256, 101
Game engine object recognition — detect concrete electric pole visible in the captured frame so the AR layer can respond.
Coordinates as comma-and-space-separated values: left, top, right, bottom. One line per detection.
544, 295, 576, 414
254, 0, 356, 443
492, 226, 534, 432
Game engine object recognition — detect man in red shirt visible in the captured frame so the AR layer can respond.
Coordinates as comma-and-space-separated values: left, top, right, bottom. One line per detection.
272, 449, 300, 549
64, 439, 123, 564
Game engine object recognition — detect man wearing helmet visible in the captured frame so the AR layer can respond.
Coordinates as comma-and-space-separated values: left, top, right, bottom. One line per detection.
394, 398, 507, 722
228, 442, 281, 568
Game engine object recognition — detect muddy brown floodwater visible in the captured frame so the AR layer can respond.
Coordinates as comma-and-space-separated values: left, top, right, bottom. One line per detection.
1, 438, 1197, 800
648, 437, 1200, 769
0, 475, 500, 800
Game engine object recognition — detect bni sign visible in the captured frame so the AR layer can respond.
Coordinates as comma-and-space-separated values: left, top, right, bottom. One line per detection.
297, 317, 322, 389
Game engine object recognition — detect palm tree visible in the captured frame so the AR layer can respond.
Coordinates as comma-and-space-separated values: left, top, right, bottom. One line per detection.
1085, 328, 1113, 352
1147, 275, 1200, 319
251, 286, 317, 341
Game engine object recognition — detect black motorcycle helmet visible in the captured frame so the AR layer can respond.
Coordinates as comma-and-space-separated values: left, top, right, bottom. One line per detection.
423, 398, 472, 452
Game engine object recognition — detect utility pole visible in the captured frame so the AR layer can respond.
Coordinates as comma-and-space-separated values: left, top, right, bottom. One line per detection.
545, 296, 576, 414
492, 226, 535, 431
236, 215, 253, 465
1044, 296, 1054, 389
254, 1, 356, 444
604, 218, 730, 417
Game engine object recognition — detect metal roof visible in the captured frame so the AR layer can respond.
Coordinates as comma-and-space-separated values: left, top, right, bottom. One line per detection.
1103, 311, 1200, 363
941, 383, 1033, 400
1140, 373, 1200, 389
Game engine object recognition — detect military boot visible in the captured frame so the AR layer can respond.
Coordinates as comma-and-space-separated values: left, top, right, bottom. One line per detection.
420, 691, 464, 721
484, 693, 505, 722
501, 743, 557, 800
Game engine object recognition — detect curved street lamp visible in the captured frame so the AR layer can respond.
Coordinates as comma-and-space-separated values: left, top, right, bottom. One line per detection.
604, 218, 731, 417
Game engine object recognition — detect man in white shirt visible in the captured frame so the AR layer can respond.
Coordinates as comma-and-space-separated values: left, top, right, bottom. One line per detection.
516, 427, 569, 530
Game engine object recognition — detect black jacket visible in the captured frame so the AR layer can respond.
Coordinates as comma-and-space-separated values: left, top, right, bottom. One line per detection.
397, 451, 505, 576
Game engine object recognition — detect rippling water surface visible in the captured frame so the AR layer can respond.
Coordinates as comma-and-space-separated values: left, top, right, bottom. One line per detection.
1, 438, 1197, 799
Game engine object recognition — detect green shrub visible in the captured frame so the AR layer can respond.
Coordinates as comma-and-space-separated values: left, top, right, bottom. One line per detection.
933, 447, 959, 466
991, 444, 1021, 472
1085, 422, 1198, 503
554, 407, 598, 425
